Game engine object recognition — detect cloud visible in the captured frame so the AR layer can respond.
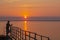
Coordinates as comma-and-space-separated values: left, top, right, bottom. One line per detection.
5, 0, 19, 2
0, 0, 5, 3
0, 0, 20, 3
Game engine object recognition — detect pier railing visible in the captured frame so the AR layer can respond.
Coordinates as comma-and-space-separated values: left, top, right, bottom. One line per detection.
10, 26, 50, 40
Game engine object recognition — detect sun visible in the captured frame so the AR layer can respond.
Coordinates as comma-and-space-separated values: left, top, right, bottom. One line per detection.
24, 16, 27, 19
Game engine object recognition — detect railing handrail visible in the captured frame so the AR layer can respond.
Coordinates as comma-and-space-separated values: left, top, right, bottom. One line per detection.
10, 26, 50, 40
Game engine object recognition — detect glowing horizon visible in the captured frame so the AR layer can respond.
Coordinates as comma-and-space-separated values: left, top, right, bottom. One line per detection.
21, 4, 29, 18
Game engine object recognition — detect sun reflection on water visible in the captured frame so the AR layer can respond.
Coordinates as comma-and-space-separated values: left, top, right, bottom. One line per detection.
24, 21, 28, 31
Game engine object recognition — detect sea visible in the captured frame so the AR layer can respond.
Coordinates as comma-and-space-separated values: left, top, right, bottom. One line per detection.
0, 21, 60, 40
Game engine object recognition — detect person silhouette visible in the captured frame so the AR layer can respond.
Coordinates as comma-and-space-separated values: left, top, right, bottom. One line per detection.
6, 21, 11, 36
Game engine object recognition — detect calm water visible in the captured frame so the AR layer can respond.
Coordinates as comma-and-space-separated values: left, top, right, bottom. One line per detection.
0, 21, 60, 40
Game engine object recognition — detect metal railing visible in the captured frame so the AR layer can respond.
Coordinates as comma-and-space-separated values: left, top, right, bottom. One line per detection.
10, 26, 50, 40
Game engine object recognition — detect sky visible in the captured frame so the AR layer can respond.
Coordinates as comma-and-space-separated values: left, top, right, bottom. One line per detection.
0, 0, 60, 17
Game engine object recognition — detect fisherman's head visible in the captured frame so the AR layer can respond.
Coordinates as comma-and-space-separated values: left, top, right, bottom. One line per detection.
7, 21, 10, 23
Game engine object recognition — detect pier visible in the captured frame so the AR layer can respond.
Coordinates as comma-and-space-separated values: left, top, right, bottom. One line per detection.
0, 26, 50, 40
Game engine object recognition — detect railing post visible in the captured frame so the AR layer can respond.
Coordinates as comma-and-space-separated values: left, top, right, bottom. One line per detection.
10, 26, 12, 40
48, 37, 50, 40
29, 32, 30, 40
41, 35, 42, 40
34, 33, 37, 40
25, 31, 26, 40
17, 28, 19, 40
20, 29, 21, 40
16, 29, 17, 40
22, 30, 23, 40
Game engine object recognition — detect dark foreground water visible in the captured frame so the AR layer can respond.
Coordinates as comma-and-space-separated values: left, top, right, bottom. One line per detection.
0, 21, 60, 40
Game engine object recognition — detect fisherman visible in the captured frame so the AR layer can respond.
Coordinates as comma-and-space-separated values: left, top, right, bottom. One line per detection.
6, 21, 11, 36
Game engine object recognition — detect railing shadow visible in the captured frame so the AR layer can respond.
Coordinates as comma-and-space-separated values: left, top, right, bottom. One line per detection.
0, 35, 12, 40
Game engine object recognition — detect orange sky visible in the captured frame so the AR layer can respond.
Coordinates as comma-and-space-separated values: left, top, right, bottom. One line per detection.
0, 0, 60, 17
